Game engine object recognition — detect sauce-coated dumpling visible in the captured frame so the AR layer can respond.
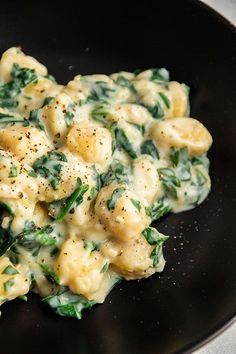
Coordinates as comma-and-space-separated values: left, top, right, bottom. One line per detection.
0, 48, 212, 319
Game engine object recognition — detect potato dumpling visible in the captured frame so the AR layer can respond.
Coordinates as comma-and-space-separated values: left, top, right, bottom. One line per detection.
37, 153, 94, 203
111, 237, 156, 280
133, 79, 173, 118
63, 75, 90, 102
39, 93, 74, 145
0, 256, 30, 305
95, 183, 149, 241
55, 238, 108, 301
0, 47, 47, 82
0, 126, 53, 164
168, 81, 189, 117
109, 103, 152, 125
150, 117, 212, 156
132, 156, 162, 204
17, 78, 63, 115
67, 124, 112, 164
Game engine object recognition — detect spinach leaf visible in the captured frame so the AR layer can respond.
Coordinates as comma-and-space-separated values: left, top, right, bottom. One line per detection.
0, 201, 15, 216
142, 227, 169, 267
29, 109, 45, 130
158, 92, 170, 108
9, 164, 18, 178
32, 151, 67, 190
91, 105, 109, 126
41, 96, 54, 107
130, 198, 141, 212
144, 102, 164, 119
40, 264, 60, 285
64, 111, 74, 126
158, 168, 181, 199
106, 187, 126, 210
170, 148, 191, 181
112, 123, 137, 159
127, 122, 145, 135
150, 68, 170, 83
0, 227, 16, 256
191, 155, 210, 169
196, 168, 207, 186
50, 177, 89, 221
0, 112, 28, 125
100, 262, 109, 273
43, 287, 95, 319
18, 222, 56, 256
0, 63, 37, 108
142, 227, 169, 246
100, 161, 129, 187
115, 75, 136, 93
3, 279, 15, 292
2, 265, 19, 275
83, 240, 100, 252
145, 199, 171, 222
140, 140, 159, 159
87, 81, 115, 103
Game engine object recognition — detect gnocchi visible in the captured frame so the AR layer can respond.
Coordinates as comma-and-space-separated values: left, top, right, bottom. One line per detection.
0, 48, 212, 320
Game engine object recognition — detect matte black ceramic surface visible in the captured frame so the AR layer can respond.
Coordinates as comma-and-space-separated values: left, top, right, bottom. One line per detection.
0, 1, 236, 353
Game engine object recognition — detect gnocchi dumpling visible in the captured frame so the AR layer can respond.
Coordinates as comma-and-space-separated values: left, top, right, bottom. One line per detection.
132, 156, 162, 204
0, 47, 47, 82
168, 81, 189, 118
67, 123, 112, 164
150, 117, 212, 156
55, 238, 108, 301
95, 183, 149, 241
0, 126, 53, 164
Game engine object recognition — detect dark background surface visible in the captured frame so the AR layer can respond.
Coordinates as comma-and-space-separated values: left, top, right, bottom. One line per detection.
0, 0, 236, 353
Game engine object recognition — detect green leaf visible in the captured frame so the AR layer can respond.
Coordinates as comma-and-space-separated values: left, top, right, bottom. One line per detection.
91, 105, 109, 126
42, 287, 95, 319
115, 75, 136, 93
170, 147, 188, 166
2, 265, 19, 275
17, 223, 56, 256
18, 295, 28, 301
158, 168, 181, 199
87, 81, 115, 103
29, 109, 45, 130
130, 198, 141, 212
3, 279, 15, 292
41, 96, 54, 107
32, 151, 67, 190
100, 161, 129, 187
191, 155, 210, 169
83, 240, 100, 252
0, 201, 15, 216
127, 122, 145, 135
142, 227, 169, 246
0, 112, 27, 125
170, 148, 191, 181
196, 168, 207, 186
53, 177, 89, 221
144, 102, 164, 119
140, 140, 159, 159
158, 92, 170, 108
9, 164, 18, 178
150, 68, 170, 83
112, 124, 137, 159
145, 199, 171, 222
64, 110, 75, 127
40, 263, 60, 285
100, 262, 109, 273
106, 187, 126, 210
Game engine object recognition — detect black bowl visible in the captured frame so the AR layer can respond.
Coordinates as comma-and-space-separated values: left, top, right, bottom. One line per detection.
0, 1, 236, 353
